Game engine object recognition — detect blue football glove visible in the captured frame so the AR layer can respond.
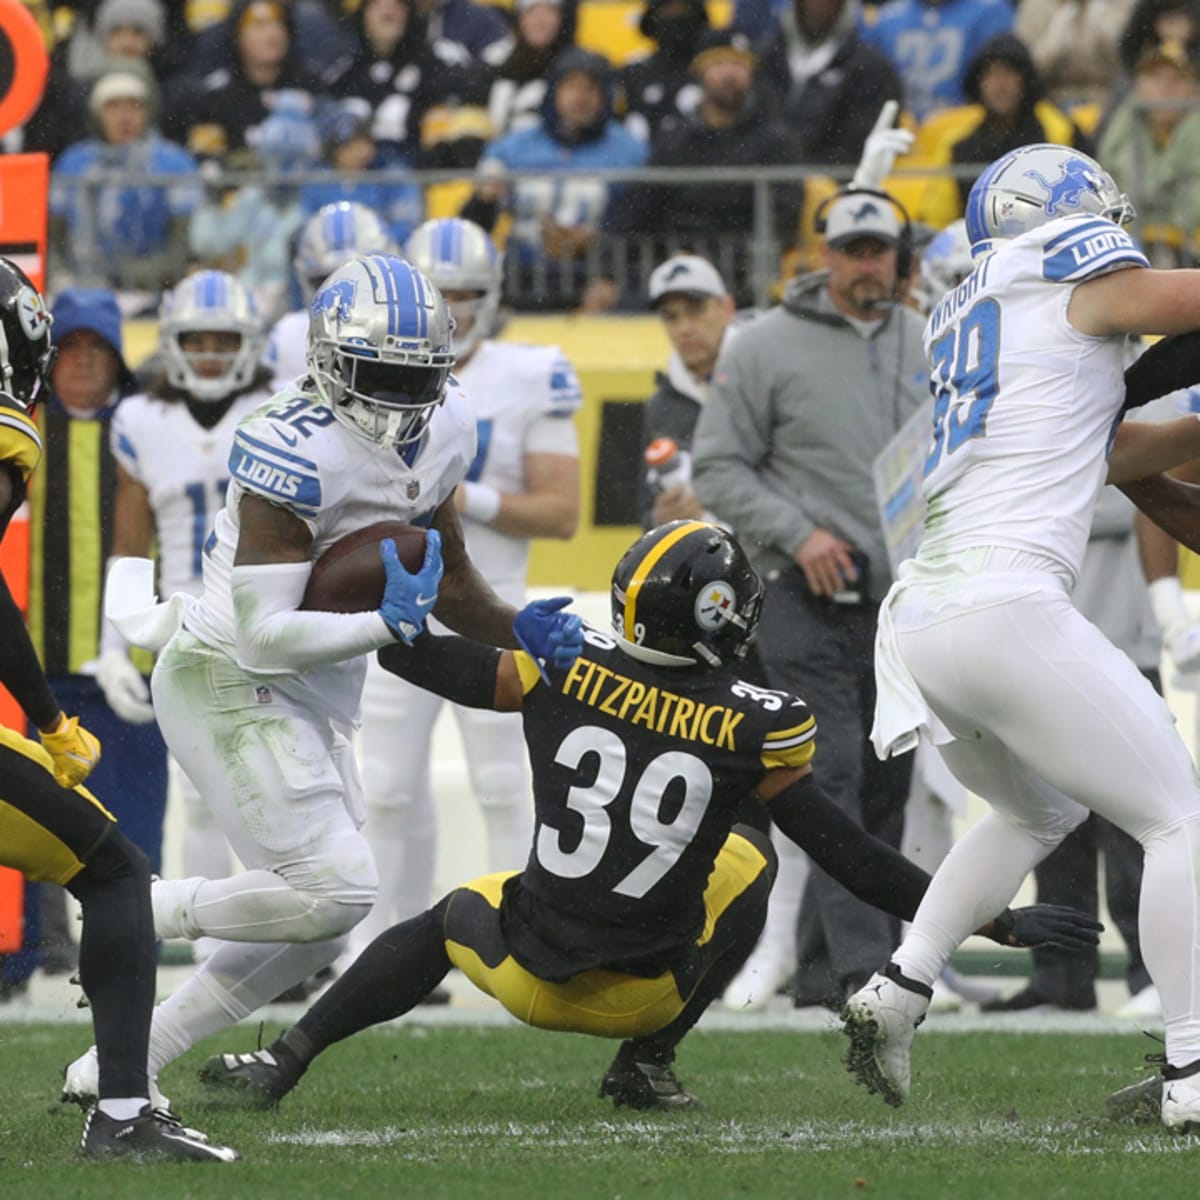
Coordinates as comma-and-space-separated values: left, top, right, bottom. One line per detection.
513, 597, 583, 683
378, 530, 443, 645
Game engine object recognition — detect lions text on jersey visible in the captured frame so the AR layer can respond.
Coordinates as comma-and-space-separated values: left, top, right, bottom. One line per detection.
918, 213, 1148, 587
110, 389, 271, 599
184, 381, 476, 723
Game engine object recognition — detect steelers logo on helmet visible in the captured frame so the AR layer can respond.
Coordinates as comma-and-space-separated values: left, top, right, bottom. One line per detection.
16, 287, 49, 342
695, 580, 737, 632
610, 520, 764, 669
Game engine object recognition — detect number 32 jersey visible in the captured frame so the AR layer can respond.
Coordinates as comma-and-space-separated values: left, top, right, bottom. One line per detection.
502, 626, 816, 979
919, 214, 1148, 587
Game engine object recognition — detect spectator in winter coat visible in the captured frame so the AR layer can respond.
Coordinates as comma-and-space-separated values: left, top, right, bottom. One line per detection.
461, 48, 646, 309
50, 62, 200, 293
756, 0, 902, 167
618, 0, 710, 142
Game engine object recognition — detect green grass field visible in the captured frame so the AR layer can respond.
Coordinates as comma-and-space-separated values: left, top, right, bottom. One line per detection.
1, 1023, 1194, 1198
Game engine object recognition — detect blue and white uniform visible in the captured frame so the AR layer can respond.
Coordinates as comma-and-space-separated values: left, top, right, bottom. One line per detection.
355, 341, 581, 942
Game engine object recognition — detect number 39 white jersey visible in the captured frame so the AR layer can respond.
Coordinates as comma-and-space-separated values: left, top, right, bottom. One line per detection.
111, 388, 273, 599
918, 214, 1149, 586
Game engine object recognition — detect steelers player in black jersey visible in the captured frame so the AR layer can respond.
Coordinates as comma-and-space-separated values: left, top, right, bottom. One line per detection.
0, 259, 237, 1163
198, 520, 1101, 1112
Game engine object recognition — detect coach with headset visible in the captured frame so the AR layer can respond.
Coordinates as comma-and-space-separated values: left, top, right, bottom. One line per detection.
692, 186, 929, 1011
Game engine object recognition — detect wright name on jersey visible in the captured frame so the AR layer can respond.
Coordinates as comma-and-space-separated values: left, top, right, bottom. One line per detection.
493, 624, 815, 983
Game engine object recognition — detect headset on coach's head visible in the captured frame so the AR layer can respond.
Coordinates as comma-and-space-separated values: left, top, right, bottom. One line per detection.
813, 187, 915, 283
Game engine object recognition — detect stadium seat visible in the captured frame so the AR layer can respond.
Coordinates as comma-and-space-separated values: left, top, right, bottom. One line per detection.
575, 0, 731, 66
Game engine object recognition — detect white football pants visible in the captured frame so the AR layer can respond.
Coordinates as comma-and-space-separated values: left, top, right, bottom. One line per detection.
350, 649, 533, 956
885, 576, 1200, 1064
145, 630, 378, 1072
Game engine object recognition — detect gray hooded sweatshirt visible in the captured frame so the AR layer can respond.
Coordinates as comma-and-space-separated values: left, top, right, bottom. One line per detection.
691, 270, 928, 599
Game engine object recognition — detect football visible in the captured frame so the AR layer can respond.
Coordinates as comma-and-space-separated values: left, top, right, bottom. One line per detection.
300, 521, 428, 613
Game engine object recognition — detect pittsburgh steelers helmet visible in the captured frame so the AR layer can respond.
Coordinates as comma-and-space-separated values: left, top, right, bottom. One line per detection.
158, 270, 265, 402
611, 520, 763, 668
0, 258, 54, 411
307, 254, 455, 449
404, 218, 502, 359
965, 143, 1134, 249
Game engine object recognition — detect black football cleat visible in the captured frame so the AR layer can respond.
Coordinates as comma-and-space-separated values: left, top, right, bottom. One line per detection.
198, 1047, 302, 1109
599, 1053, 703, 1112
80, 1104, 239, 1162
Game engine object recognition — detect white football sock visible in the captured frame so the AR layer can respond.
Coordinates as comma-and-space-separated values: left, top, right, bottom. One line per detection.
1139, 816, 1200, 1065
147, 938, 344, 1075
97, 1098, 150, 1120
481, 801, 533, 876
891, 811, 1049, 987
755, 828, 809, 969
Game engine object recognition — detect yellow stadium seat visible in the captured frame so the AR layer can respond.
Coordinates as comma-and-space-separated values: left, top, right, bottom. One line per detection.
576, 0, 731, 66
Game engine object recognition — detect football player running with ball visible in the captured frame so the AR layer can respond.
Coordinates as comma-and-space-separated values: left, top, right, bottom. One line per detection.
0, 259, 236, 1161
843, 144, 1200, 1130
198, 521, 1099, 1113
62, 255, 581, 1109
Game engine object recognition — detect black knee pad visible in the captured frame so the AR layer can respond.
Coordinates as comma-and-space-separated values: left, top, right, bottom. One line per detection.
67, 827, 151, 897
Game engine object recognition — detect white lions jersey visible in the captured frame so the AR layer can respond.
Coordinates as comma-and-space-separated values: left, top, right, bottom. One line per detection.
455, 339, 581, 589
184, 380, 477, 723
918, 214, 1149, 587
110, 388, 271, 599
263, 310, 309, 391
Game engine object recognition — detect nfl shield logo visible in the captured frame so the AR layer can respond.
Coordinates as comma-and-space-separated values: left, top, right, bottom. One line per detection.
407, 480, 420, 501
255, 686, 272, 704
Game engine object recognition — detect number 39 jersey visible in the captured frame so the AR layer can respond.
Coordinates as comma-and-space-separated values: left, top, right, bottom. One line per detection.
918, 214, 1148, 587
503, 626, 816, 978
110, 389, 271, 599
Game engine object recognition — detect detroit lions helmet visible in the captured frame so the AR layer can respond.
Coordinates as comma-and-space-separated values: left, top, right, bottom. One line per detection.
404, 218, 502, 359
0, 258, 53, 412
965, 143, 1135, 248
916, 220, 973, 312
159, 270, 265, 403
307, 254, 455, 449
611, 520, 763, 668
294, 202, 397, 302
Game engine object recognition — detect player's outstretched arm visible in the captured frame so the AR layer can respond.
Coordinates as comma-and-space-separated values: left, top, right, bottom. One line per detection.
377, 632, 525, 711
1070, 266, 1200, 338
1107, 417, 1200, 484
1119, 472, 1200, 555
429, 493, 521, 646
0, 466, 101, 784
759, 766, 1103, 949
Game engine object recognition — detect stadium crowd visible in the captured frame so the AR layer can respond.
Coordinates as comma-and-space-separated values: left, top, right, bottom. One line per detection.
7, 0, 1200, 310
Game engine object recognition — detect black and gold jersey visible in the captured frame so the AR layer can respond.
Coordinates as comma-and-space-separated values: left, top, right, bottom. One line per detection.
0, 392, 41, 526
501, 625, 816, 980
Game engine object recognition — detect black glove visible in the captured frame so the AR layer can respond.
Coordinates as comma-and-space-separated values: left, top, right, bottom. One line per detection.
985, 904, 1104, 951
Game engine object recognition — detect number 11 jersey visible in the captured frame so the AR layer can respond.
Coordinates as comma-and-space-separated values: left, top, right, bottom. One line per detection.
919, 214, 1148, 588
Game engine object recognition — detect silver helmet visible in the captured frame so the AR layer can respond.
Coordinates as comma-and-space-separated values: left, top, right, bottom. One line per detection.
158, 270, 265, 402
403, 218, 502, 359
306, 254, 455, 449
294, 202, 397, 303
916, 220, 973, 312
965, 143, 1135, 248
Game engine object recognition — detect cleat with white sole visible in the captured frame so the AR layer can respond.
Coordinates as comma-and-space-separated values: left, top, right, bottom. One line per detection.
841, 963, 932, 1107
1161, 1059, 1200, 1132
81, 1104, 239, 1162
